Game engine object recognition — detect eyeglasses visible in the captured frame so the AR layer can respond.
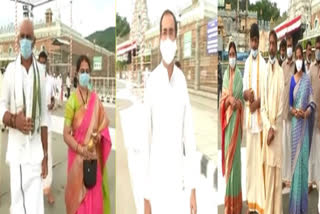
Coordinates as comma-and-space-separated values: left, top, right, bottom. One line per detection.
19, 34, 33, 40
79, 69, 90, 74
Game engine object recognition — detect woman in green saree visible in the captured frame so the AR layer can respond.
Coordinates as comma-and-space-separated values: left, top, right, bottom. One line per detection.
220, 42, 244, 214
63, 55, 112, 214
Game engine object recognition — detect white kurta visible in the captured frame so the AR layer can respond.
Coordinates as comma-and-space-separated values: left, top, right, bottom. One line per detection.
243, 53, 267, 212
281, 59, 295, 183
0, 72, 3, 99
0, 55, 48, 214
0, 71, 3, 187
66, 76, 71, 88
309, 62, 320, 184
143, 63, 197, 214
243, 53, 267, 133
260, 60, 284, 214
261, 60, 284, 168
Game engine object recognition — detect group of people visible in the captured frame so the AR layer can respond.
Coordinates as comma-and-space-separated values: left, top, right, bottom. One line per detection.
0, 18, 111, 214
220, 22, 320, 214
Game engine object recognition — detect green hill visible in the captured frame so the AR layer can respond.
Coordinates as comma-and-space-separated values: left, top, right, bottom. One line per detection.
86, 27, 115, 53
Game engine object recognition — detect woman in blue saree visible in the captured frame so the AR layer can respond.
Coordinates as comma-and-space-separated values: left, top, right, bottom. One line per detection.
289, 44, 316, 214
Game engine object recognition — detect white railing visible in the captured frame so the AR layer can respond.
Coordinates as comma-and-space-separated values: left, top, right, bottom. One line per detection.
91, 77, 116, 104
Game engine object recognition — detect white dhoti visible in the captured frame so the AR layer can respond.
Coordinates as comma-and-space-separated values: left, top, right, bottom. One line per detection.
10, 163, 44, 214
246, 132, 265, 213
282, 119, 291, 183
42, 131, 52, 189
150, 189, 190, 214
308, 118, 320, 184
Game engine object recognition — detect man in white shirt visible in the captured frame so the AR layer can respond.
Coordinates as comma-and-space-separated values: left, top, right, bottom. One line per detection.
0, 69, 3, 99
260, 30, 284, 214
243, 23, 267, 213
0, 68, 3, 191
305, 40, 313, 77
143, 10, 197, 214
38, 51, 55, 204
59, 74, 63, 105
0, 19, 48, 214
309, 37, 320, 203
66, 73, 71, 98
0, 68, 4, 133
281, 33, 295, 187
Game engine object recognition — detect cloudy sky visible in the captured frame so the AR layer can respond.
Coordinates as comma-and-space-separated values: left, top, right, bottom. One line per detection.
0, 0, 115, 37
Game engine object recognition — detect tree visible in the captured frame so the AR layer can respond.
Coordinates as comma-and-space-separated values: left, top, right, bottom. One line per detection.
116, 13, 130, 38
249, 0, 280, 22
225, 0, 281, 22
272, 11, 287, 29
86, 27, 115, 52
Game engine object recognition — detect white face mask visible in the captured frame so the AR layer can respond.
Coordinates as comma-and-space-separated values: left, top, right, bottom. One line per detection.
160, 38, 177, 65
229, 57, 236, 69
280, 55, 286, 61
296, 59, 303, 72
251, 49, 258, 58
287, 47, 293, 58
316, 49, 320, 62
269, 55, 275, 65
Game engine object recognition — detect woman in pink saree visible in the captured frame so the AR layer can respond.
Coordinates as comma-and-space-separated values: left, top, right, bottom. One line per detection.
63, 55, 111, 214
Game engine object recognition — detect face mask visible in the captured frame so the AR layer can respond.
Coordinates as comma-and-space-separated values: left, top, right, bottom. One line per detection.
280, 55, 286, 61
79, 73, 90, 88
251, 49, 258, 58
20, 38, 33, 59
229, 57, 236, 69
269, 55, 276, 64
88, 82, 93, 91
316, 49, 320, 62
160, 38, 177, 64
287, 47, 293, 58
296, 59, 303, 72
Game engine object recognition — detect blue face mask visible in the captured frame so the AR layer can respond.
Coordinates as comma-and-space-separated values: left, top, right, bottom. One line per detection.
79, 73, 90, 88
20, 38, 33, 59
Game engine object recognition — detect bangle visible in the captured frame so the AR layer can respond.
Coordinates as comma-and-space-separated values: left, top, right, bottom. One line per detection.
43, 152, 48, 158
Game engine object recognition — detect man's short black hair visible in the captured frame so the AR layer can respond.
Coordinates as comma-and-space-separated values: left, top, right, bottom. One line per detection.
280, 39, 287, 49
306, 40, 312, 49
160, 9, 177, 37
38, 51, 47, 61
286, 33, 293, 41
250, 23, 259, 39
269, 30, 277, 42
